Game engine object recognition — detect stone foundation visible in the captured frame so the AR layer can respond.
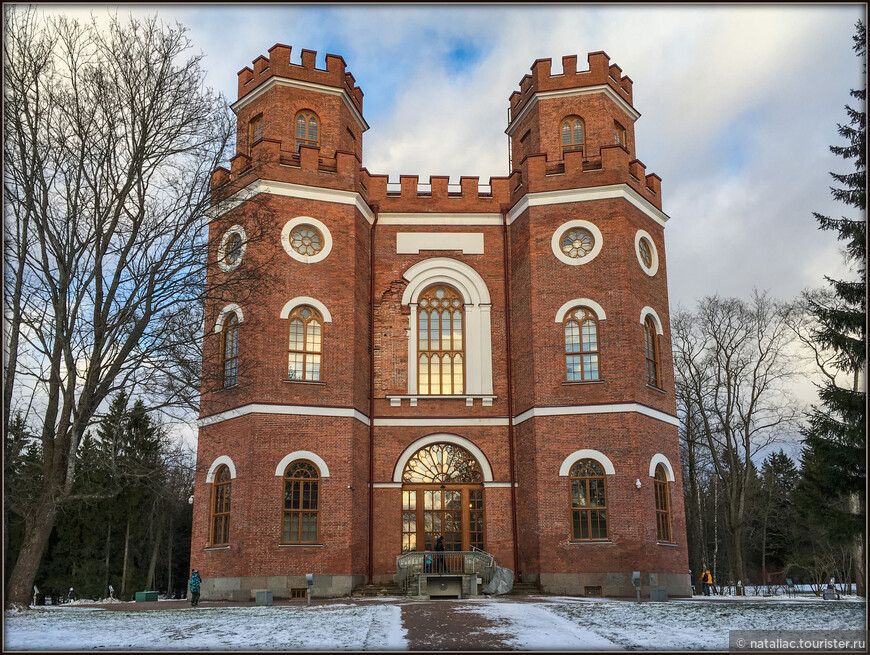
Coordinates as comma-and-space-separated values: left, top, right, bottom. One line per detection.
201, 574, 366, 602
540, 571, 692, 598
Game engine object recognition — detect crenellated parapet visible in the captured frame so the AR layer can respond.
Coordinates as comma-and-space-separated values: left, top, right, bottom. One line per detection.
362, 173, 512, 212
509, 51, 633, 121
236, 43, 364, 112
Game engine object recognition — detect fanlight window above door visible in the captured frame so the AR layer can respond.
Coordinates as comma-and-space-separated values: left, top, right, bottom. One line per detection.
402, 443, 483, 484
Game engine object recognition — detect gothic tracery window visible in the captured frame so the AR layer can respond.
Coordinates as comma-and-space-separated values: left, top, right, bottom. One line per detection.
570, 459, 608, 540
565, 307, 600, 381
655, 464, 672, 542
561, 115, 585, 157
288, 306, 322, 381
417, 285, 464, 395
644, 316, 660, 388
221, 313, 239, 388
211, 465, 231, 545
295, 110, 319, 152
283, 461, 320, 543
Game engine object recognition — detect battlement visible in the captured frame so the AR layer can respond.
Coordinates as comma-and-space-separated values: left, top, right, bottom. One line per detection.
237, 44, 364, 112
509, 51, 633, 120
362, 173, 512, 206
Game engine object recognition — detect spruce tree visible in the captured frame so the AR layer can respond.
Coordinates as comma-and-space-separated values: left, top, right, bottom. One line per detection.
797, 20, 866, 593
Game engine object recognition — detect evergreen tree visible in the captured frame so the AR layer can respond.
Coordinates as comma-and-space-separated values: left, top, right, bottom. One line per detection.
797, 20, 866, 594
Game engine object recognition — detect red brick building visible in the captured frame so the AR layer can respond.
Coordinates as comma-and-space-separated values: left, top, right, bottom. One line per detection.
191, 44, 691, 600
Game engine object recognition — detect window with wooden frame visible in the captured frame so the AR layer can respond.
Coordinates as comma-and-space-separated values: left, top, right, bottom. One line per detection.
287, 306, 322, 381
570, 459, 608, 541
295, 110, 319, 152
644, 316, 660, 388
560, 115, 585, 157
565, 307, 600, 381
614, 121, 627, 148
221, 313, 239, 388
282, 461, 320, 543
248, 114, 263, 153
417, 284, 464, 395
211, 465, 231, 546
654, 464, 672, 542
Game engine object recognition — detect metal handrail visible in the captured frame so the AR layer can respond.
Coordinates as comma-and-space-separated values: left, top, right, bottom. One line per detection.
396, 550, 496, 593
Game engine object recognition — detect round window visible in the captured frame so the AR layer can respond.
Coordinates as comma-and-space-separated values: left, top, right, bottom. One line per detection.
638, 237, 653, 268
225, 233, 243, 266
634, 229, 659, 276
289, 224, 324, 257
218, 225, 247, 272
560, 228, 595, 259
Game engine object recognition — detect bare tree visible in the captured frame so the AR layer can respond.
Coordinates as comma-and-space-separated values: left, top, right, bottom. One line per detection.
671, 292, 800, 593
3, 8, 242, 608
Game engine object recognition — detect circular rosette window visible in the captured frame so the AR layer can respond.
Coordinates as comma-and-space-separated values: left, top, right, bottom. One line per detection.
218, 225, 247, 272
281, 216, 332, 263
551, 220, 603, 266
634, 229, 659, 276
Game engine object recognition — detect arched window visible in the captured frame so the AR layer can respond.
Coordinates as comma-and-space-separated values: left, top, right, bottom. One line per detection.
417, 285, 464, 395
570, 459, 608, 540
222, 313, 239, 388
295, 110, 319, 152
211, 465, 231, 546
644, 315, 660, 388
287, 306, 322, 381
283, 461, 320, 543
561, 116, 585, 157
565, 307, 599, 381
401, 442, 484, 553
655, 464, 672, 542
614, 121, 627, 147
249, 114, 263, 154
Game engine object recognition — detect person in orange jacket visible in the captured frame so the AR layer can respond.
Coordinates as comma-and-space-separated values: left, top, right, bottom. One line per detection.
701, 569, 713, 596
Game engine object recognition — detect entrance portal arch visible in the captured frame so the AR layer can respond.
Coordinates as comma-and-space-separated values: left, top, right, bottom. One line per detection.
399, 440, 487, 554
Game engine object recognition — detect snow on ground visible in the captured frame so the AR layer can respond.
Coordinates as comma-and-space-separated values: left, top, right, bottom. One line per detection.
3, 603, 407, 651
3, 596, 866, 651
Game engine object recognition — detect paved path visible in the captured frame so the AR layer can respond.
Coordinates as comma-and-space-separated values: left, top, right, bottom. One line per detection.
399, 600, 514, 651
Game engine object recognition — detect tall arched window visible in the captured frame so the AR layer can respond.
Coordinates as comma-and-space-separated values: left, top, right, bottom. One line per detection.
211, 465, 231, 546
570, 459, 608, 540
561, 116, 585, 157
248, 114, 263, 154
565, 307, 599, 381
654, 464, 672, 542
283, 461, 320, 543
222, 313, 239, 388
644, 316, 660, 388
288, 306, 322, 381
418, 285, 464, 395
295, 110, 319, 152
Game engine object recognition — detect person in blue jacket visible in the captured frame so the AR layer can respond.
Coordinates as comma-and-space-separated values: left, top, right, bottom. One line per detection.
189, 569, 202, 607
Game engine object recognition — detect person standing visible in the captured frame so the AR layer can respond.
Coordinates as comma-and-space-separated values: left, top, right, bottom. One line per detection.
189, 569, 202, 607
689, 570, 695, 595
701, 569, 713, 596
434, 536, 445, 573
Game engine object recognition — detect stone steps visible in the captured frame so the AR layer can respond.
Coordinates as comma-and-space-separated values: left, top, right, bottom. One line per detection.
351, 583, 404, 598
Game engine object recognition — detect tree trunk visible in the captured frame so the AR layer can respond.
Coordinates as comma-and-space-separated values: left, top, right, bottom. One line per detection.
121, 518, 131, 595
4, 499, 58, 608
166, 513, 173, 597
145, 520, 164, 591
103, 525, 112, 599
731, 524, 746, 596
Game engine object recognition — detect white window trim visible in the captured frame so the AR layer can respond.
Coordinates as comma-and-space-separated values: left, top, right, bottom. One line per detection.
281, 216, 333, 264
634, 229, 659, 276
551, 219, 604, 266
392, 434, 493, 483
558, 449, 616, 476
214, 304, 244, 333
218, 225, 248, 273
640, 306, 664, 335
401, 258, 493, 396
206, 455, 237, 482
275, 451, 330, 478
280, 297, 333, 322
555, 298, 607, 322
649, 453, 675, 482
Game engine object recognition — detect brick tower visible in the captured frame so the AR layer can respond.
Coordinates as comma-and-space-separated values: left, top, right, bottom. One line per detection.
191, 46, 690, 600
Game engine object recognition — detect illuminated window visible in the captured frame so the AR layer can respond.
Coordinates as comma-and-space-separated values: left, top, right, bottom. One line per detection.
295, 110, 319, 152
211, 465, 231, 545
417, 285, 464, 395
283, 461, 320, 543
287, 306, 322, 381
655, 464, 672, 542
561, 116, 585, 156
565, 308, 600, 381
644, 316, 660, 388
221, 313, 239, 388
570, 459, 608, 540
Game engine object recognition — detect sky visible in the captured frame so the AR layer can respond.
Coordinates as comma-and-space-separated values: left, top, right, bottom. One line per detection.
34, 3, 866, 311
23, 3, 866, 450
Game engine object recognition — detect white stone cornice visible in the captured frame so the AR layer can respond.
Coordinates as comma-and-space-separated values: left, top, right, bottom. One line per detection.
198, 403, 370, 427
231, 76, 370, 132
506, 84, 641, 137
208, 179, 375, 224
506, 184, 669, 227
512, 403, 679, 427
373, 417, 510, 427
379, 213, 503, 226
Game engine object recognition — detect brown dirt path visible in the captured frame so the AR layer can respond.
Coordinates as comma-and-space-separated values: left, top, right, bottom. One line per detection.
399, 600, 515, 651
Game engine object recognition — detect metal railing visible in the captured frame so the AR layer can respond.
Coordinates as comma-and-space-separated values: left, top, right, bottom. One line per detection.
396, 549, 496, 593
